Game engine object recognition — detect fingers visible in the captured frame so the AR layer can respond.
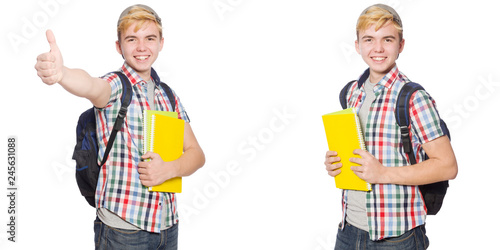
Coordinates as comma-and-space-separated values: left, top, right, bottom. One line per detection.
138, 152, 154, 171
141, 151, 158, 160
326, 161, 342, 170
326, 161, 342, 177
325, 150, 337, 158
137, 160, 152, 185
36, 51, 55, 63
46, 29, 59, 53
325, 150, 342, 177
35, 55, 58, 85
35, 30, 62, 85
353, 148, 369, 157
349, 156, 362, 165
350, 165, 362, 173
324, 150, 340, 165
328, 169, 341, 177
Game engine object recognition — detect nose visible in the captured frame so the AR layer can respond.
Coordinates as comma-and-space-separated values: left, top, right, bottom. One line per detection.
136, 40, 147, 51
374, 40, 384, 53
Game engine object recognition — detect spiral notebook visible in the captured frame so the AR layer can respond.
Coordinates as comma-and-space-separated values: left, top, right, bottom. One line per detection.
322, 108, 371, 191
143, 110, 184, 193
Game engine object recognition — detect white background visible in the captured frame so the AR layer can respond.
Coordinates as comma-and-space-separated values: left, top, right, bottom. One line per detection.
1, 0, 498, 249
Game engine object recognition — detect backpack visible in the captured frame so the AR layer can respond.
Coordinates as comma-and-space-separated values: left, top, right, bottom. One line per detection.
72, 71, 176, 207
339, 80, 450, 215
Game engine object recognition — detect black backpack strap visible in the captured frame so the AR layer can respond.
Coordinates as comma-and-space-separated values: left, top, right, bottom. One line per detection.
159, 80, 192, 122
159, 82, 176, 111
339, 80, 356, 109
150, 68, 178, 113
395, 82, 424, 165
396, 82, 451, 215
340, 69, 370, 109
99, 71, 133, 167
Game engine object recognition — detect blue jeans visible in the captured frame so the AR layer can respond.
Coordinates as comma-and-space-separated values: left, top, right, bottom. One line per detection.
94, 217, 178, 250
335, 222, 429, 250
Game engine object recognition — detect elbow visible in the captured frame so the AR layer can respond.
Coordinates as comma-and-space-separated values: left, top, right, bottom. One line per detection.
198, 150, 206, 169
445, 160, 458, 181
179, 147, 205, 177
449, 164, 458, 180
192, 147, 206, 173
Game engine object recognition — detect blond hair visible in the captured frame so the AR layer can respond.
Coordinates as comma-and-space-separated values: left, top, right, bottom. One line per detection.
117, 6, 162, 42
356, 5, 403, 40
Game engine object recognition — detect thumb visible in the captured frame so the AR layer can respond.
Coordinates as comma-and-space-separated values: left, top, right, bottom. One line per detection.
46, 29, 59, 53
142, 151, 156, 160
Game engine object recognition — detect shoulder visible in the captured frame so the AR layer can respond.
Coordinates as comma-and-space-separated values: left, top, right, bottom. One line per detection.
344, 80, 360, 99
100, 72, 122, 88
95, 71, 127, 110
403, 82, 436, 108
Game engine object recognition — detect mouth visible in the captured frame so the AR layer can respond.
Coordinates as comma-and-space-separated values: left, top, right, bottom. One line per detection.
371, 56, 386, 62
134, 55, 150, 61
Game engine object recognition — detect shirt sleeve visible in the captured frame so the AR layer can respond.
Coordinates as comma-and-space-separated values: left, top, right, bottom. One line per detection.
170, 88, 190, 123
409, 90, 444, 144
96, 72, 123, 111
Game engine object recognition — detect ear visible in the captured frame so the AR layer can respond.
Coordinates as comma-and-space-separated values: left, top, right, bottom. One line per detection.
355, 39, 361, 55
398, 38, 405, 53
115, 40, 123, 55
159, 37, 164, 52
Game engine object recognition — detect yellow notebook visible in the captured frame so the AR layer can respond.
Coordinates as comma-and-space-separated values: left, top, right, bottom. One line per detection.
322, 108, 371, 191
143, 110, 184, 193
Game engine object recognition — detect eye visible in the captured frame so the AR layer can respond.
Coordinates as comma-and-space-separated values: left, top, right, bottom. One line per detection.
145, 35, 159, 42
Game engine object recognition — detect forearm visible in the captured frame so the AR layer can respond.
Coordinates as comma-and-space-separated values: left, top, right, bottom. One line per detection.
382, 136, 458, 185
383, 157, 458, 185
59, 67, 110, 108
170, 146, 205, 177
169, 122, 205, 178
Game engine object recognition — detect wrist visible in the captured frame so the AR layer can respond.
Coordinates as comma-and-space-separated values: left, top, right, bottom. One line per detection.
379, 166, 393, 184
167, 160, 182, 179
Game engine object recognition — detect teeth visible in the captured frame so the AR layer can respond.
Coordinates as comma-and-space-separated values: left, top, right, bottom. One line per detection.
373, 57, 385, 61
136, 56, 148, 60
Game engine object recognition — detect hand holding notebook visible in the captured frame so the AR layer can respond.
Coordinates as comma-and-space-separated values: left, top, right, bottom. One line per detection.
139, 151, 179, 187
322, 108, 372, 191
142, 110, 185, 193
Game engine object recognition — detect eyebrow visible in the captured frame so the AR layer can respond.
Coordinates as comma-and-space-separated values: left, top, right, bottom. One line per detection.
123, 34, 159, 40
361, 35, 396, 40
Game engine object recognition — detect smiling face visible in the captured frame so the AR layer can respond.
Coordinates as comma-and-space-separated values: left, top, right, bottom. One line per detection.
355, 22, 405, 83
116, 20, 164, 80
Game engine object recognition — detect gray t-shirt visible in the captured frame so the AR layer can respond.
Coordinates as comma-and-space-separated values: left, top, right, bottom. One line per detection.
345, 79, 376, 232
146, 79, 155, 107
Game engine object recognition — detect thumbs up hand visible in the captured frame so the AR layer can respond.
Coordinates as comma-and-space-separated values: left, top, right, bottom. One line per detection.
35, 30, 64, 85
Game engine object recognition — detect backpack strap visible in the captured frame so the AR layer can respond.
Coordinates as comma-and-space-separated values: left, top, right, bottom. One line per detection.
150, 68, 177, 112
396, 82, 451, 215
339, 80, 356, 109
339, 69, 370, 109
395, 82, 424, 165
159, 82, 176, 111
99, 71, 133, 167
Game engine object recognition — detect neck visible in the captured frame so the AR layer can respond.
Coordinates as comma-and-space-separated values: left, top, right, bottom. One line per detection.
137, 70, 152, 81
369, 64, 397, 84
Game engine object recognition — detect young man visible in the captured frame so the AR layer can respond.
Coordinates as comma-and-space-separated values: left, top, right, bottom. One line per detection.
35, 5, 205, 249
324, 4, 458, 249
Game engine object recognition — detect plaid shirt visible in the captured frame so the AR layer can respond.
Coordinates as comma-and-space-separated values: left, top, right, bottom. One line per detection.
340, 66, 444, 240
95, 63, 189, 233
